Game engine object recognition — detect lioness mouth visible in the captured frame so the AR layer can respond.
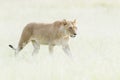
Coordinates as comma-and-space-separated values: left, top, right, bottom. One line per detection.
70, 35, 76, 37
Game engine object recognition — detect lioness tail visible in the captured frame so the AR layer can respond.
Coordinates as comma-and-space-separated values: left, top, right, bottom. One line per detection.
9, 45, 16, 50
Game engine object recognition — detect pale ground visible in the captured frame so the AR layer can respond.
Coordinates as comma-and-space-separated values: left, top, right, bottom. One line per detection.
0, 0, 120, 80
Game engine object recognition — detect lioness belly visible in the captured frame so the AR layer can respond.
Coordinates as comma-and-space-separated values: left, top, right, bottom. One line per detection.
39, 39, 63, 45
30, 35, 66, 46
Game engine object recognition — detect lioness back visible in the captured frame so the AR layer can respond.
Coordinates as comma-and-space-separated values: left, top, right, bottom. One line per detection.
24, 21, 62, 45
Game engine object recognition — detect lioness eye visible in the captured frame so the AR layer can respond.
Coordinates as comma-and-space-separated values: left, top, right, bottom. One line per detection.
69, 27, 72, 29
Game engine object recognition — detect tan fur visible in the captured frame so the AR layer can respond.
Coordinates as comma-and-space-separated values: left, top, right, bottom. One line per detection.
12, 19, 77, 56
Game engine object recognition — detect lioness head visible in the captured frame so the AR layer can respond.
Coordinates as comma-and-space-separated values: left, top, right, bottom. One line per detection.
62, 19, 77, 37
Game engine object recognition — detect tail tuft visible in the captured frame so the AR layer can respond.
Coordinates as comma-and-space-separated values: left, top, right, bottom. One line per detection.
9, 45, 16, 50
9, 45, 13, 48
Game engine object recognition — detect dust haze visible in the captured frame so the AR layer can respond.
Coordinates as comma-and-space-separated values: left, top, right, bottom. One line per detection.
0, 0, 120, 80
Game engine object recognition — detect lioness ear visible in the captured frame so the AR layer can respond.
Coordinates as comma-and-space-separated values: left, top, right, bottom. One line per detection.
73, 19, 76, 24
63, 19, 67, 25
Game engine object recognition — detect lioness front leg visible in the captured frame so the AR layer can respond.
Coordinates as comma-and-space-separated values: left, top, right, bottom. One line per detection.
62, 44, 72, 57
49, 44, 55, 54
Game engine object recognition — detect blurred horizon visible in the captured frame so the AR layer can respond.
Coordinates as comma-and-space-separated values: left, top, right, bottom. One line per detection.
1, 0, 120, 7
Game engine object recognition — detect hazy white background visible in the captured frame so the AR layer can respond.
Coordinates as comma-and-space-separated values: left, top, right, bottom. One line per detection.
0, 0, 120, 80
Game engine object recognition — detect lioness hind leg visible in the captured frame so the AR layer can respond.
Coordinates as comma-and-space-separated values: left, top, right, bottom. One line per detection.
15, 26, 32, 55
32, 40, 40, 55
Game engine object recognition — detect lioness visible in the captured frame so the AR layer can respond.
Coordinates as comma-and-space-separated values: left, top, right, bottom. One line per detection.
9, 19, 77, 56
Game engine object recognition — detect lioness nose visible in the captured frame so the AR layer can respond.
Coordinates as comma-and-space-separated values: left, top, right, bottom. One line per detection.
74, 33, 77, 35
